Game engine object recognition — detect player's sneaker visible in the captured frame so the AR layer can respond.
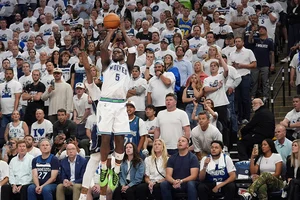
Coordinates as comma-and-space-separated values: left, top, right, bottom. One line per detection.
99, 169, 109, 187
108, 168, 119, 191
78, 193, 87, 200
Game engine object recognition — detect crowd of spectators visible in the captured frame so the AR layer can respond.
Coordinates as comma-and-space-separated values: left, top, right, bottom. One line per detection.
0, 0, 299, 199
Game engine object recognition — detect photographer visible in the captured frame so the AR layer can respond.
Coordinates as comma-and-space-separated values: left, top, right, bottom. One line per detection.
2, 138, 18, 163
53, 135, 85, 160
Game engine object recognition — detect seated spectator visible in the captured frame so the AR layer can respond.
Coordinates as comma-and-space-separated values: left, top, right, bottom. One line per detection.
191, 111, 222, 160
27, 138, 59, 200
24, 135, 41, 157
53, 108, 77, 139
286, 139, 300, 200
198, 140, 236, 200
240, 139, 284, 199
160, 136, 199, 200
238, 98, 275, 161
280, 96, 300, 140
113, 142, 145, 200
31, 109, 53, 146
56, 136, 86, 160
0, 149, 9, 199
136, 139, 168, 200
182, 73, 204, 129
274, 124, 292, 165
2, 138, 18, 163
1, 140, 34, 200
125, 101, 147, 154
4, 110, 29, 143
56, 143, 87, 200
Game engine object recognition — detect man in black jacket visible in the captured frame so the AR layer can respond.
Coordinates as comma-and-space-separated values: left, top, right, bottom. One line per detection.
237, 98, 275, 160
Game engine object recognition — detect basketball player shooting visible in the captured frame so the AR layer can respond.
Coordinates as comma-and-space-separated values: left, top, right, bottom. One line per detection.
80, 20, 136, 200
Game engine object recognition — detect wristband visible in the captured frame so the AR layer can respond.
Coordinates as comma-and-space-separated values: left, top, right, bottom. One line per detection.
128, 47, 136, 54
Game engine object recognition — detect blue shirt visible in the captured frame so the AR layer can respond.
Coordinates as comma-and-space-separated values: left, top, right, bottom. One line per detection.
274, 138, 292, 164
174, 59, 193, 87
252, 37, 274, 67
167, 66, 181, 93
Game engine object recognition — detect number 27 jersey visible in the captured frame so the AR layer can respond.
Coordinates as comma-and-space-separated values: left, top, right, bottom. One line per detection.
101, 61, 130, 99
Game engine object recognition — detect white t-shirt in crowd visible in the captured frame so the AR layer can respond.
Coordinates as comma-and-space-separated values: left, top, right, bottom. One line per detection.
157, 108, 190, 149
257, 153, 282, 174
31, 119, 53, 143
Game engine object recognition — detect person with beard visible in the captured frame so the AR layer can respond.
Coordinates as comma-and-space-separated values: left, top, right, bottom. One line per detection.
79, 20, 136, 200
22, 69, 46, 128
147, 61, 175, 113
197, 140, 236, 200
52, 109, 77, 140
9, 14, 24, 33
24, 135, 41, 157
237, 98, 275, 161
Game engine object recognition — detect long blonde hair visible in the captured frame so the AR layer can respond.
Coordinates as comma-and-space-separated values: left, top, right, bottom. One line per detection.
189, 73, 203, 91
291, 139, 300, 168
151, 139, 168, 169
205, 45, 219, 61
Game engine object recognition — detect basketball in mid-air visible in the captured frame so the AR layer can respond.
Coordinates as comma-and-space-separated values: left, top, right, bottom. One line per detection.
103, 13, 121, 29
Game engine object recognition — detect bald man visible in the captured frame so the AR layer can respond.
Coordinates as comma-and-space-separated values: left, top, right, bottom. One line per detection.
274, 124, 292, 164
56, 143, 87, 200
237, 98, 275, 161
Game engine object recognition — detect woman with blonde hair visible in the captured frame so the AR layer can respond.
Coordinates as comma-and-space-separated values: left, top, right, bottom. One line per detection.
136, 139, 168, 200
201, 45, 219, 75
286, 139, 300, 200
182, 74, 204, 129
186, 61, 208, 86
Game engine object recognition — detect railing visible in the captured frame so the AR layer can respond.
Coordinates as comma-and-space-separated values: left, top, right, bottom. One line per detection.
270, 66, 285, 113
288, 67, 291, 96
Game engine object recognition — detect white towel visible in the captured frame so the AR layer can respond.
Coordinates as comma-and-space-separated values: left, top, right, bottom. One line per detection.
206, 153, 226, 173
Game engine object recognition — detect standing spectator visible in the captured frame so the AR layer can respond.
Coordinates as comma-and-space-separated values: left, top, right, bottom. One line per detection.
135, 20, 152, 46
41, 68, 73, 123
0, 19, 13, 49
197, 32, 221, 61
112, 142, 145, 200
221, 33, 236, 59
203, 54, 230, 150
230, 5, 248, 38
22, 69, 46, 128
31, 109, 53, 145
228, 37, 256, 123
191, 111, 223, 160
213, 15, 233, 48
53, 109, 77, 139
1, 140, 34, 200
0, 68, 22, 130
4, 110, 29, 142
201, 45, 220, 75
274, 124, 292, 165
143, 105, 158, 154
182, 74, 204, 129
198, 140, 236, 200
56, 143, 87, 200
24, 135, 41, 157
160, 136, 199, 200
147, 61, 175, 113
27, 139, 59, 200
154, 38, 176, 61
258, 2, 277, 41
164, 54, 181, 94
249, 25, 275, 101
33, 0, 54, 18
150, 0, 169, 21
154, 93, 190, 155
39, 13, 58, 45
237, 98, 275, 161
289, 50, 300, 94
178, 7, 192, 39
160, 18, 182, 44
189, 25, 207, 62
136, 139, 168, 200
127, 66, 147, 120
32, 52, 48, 78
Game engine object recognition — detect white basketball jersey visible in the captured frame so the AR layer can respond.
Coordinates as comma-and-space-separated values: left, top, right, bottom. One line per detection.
101, 61, 130, 99
8, 122, 25, 139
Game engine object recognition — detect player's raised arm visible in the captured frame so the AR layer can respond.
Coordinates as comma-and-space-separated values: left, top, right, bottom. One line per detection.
120, 19, 136, 74
79, 36, 93, 85
100, 29, 115, 72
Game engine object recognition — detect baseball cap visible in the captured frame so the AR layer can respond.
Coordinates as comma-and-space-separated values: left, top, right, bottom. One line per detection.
258, 26, 267, 30
161, 38, 169, 44
145, 48, 154, 52
219, 15, 226, 19
16, 55, 24, 60
261, 2, 269, 7
53, 68, 62, 73
155, 60, 164, 66
27, 7, 33, 11
126, 100, 136, 108
63, 20, 71, 25
75, 82, 85, 89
